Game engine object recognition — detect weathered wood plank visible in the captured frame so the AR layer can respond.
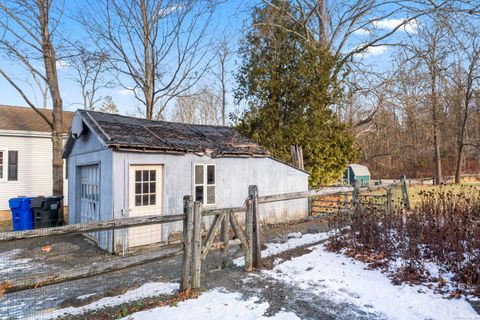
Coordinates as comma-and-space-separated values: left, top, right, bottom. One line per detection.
221, 210, 230, 256
0, 214, 185, 241
5, 246, 184, 293
229, 211, 247, 250
249, 185, 261, 269
245, 199, 253, 272
191, 201, 202, 290
202, 207, 245, 217
258, 187, 354, 203
181, 196, 193, 291
201, 213, 225, 260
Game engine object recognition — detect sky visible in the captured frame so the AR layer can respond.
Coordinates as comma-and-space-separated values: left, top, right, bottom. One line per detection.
0, 0, 415, 120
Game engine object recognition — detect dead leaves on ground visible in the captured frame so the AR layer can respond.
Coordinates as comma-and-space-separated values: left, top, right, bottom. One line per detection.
0, 281, 12, 299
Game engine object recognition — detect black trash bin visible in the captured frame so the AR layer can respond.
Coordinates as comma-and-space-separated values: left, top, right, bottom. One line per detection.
31, 196, 64, 228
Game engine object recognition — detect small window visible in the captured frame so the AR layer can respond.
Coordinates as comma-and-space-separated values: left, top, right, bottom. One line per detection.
134, 169, 157, 206
8, 151, 18, 181
194, 164, 215, 205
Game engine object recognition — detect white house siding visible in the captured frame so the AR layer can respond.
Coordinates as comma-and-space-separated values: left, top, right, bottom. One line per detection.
110, 152, 309, 249
0, 130, 68, 211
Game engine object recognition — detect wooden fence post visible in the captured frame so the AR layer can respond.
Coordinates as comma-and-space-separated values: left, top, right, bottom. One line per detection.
245, 198, 254, 272
352, 182, 361, 211
221, 210, 230, 256
180, 196, 193, 291
386, 189, 393, 214
400, 175, 411, 209
249, 185, 261, 269
191, 201, 202, 289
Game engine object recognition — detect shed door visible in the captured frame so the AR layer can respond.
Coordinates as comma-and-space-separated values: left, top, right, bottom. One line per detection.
79, 164, 100, 242
128, 165, 163, 247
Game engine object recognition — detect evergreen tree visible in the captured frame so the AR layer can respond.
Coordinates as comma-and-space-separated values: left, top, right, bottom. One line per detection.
235, 0, 356, 186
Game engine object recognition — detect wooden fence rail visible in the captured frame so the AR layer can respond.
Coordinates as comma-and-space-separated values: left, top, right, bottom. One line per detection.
0, 214, 185, 241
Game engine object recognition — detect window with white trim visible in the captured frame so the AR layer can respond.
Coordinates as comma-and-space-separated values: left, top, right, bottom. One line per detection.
194, 164, 215, 205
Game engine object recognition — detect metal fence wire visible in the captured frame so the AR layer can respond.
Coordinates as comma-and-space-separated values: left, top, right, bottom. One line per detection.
0, 183, 410, 319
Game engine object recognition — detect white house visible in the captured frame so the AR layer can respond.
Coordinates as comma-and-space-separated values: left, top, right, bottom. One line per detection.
63, 110, 309, 253
0, 105, 73, 215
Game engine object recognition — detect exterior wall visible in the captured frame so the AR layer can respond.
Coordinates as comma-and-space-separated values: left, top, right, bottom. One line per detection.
0, 130, 68, 211
67, 126, 113, 251
111, 152, 309, 251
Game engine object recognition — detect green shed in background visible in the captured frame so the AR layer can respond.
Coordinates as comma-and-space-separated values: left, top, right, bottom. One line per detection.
343, 164, 371, 187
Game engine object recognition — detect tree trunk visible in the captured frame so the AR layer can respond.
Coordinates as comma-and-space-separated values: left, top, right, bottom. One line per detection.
431, 67, 442, 185
39, 0, 64, 198
455, 144, 463, 184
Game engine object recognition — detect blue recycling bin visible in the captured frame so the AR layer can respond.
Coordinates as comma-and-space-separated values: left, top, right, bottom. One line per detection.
9, 197, 34, 231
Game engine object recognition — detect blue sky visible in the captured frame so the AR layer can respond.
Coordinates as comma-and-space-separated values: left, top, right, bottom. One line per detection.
0, 0, 408, 118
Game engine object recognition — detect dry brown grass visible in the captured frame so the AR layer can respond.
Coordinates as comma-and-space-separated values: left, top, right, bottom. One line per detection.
328, 186, 480, 296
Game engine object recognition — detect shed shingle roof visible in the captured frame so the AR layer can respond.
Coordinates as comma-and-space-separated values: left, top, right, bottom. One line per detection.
78, 110, 268, 157
0, 105, 74, 133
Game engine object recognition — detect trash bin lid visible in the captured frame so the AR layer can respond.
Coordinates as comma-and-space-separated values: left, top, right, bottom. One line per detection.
30, 197, 46, 208
9, 197, 33, 208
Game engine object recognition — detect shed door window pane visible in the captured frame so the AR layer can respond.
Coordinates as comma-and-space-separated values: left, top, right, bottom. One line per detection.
135, 169, 157, 207
207, 165, 215, 184
207, 186, 215, 204
195, 186, 204, 202
195, 165, 204, 184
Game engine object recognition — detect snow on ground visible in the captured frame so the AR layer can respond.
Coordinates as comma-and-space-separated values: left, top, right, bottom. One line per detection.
234, 231, 334, 267
265, 243, 480, 320
0, 249, 37, 276
24, 282, 179, 320
120, 289, 300, 320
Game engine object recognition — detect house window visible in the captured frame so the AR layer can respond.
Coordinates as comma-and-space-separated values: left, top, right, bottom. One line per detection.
134, 170, 156, 206
194, 164, 215, 205
0, 150, 4, 181
8, 151, 18, 181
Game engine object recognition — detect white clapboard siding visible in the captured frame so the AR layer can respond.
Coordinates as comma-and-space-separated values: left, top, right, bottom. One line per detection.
0, 131, 68, 210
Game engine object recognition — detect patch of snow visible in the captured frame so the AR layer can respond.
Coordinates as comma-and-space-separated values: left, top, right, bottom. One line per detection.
0, 249, 38, 276
234, 231, 334, 267
266, 244, 480, 320
76, 293, 97, 300
287, 232, 302, 239
25, 282, 179, 320
121, 288, 299, 320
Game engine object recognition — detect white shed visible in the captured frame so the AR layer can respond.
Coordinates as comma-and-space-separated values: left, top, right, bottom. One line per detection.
63, 110, 309, 253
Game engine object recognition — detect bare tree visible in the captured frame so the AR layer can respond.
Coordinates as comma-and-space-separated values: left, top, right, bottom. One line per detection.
69, 46, 112, 110
84, 0, 219, 120
213, 38, 231, 125
171, 86, 221, 125
0, 0, 65, 197
97, 96, 120, 114
448, 21, 480, 183
260, 0, 480, 129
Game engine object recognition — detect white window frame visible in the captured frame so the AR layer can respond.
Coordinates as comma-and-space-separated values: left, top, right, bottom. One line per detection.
0, 148, 7, 182
193, 163, 216, 206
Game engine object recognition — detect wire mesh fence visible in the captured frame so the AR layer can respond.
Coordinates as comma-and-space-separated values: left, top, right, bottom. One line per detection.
0, 183, 411, 319
0, 207, 186, 320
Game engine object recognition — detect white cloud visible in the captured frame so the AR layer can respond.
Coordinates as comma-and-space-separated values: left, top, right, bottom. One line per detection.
118, 88, 134, 96
363, 45, 388, 56
353, 28, 371, 36
372, 18, 418, 33
56, 60, 69, 70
